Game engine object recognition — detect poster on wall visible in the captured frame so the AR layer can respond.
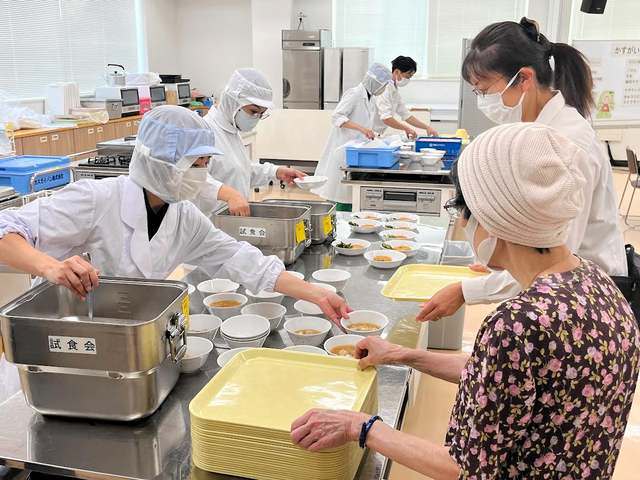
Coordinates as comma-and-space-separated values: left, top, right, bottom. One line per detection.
573, 40, 640, 122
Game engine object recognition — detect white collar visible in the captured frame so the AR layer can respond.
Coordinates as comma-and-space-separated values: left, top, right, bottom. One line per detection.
121, 177, 146, 229
205, 107, 238, 135
536, 90, 565, 126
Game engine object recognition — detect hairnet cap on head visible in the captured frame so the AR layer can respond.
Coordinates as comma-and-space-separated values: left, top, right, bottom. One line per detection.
226, 68, 275, 109
457, 122, 586, 249
368, 62, 393, 84
136, 106, 223, 164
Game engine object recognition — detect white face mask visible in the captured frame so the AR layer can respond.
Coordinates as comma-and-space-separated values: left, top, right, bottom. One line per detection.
476, 69, 525, 125
234, 109, 260, 132
463, 216, 501, 271
396, 77, 410, 88
178, 167, 208, 201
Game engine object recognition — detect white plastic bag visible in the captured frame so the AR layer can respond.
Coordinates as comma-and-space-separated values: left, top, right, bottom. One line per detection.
0, 354, 21, 406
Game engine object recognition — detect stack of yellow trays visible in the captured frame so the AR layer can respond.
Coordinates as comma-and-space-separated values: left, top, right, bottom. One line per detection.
190, 348, 378, 480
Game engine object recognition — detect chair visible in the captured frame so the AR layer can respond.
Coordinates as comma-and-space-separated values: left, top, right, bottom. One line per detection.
620, 147, 640, 228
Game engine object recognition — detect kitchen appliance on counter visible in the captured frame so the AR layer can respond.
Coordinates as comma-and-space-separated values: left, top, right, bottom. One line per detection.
262, 199, 336, 245
149, 85, 167, 108
75, 136, 136, 180
105, 64, 126, 86
94, 85, 140, 116
213, 203, 312, 264
0, 277, 189, 421
282, 30, 331, 110
163, 82, 191, 107
324, 47, 372, 110
80, 98, 123, 120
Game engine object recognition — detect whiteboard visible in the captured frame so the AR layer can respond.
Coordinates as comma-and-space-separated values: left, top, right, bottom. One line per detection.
573, 40, 640, 122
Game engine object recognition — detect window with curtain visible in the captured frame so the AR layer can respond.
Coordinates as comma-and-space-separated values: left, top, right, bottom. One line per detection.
569, 0, 640, 42
333, 0, 528, 79
0, 0, 141, 99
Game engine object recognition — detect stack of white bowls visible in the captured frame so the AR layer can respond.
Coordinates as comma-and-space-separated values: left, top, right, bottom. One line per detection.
220, 314, 270, 349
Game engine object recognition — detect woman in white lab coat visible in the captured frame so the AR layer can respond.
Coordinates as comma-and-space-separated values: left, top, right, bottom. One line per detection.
416, 17, 627, 322
198, 69, 306, 216
312, 63, 393, 208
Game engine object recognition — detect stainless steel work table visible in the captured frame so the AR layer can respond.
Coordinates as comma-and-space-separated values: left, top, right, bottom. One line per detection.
0, 214, 451, 480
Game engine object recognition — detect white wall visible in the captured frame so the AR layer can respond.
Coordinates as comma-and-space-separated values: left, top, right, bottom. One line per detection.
143, 0, 179, 74
290, 0, 333, 32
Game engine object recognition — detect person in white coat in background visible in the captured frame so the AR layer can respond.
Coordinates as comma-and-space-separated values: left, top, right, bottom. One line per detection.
416, 17, 627, 322
372, 56, 438, 138
312, 63, 393, 210
197, 69, 306, 216
0, 106, 351, 404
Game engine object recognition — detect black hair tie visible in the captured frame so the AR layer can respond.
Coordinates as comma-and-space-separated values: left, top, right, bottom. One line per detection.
520, 17, 540, 43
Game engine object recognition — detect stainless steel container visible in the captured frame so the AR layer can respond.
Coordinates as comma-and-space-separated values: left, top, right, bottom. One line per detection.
0, 277, 189, 421
263, 199, 337, 245
81, 98, 123, 119
213, 203, 312, 265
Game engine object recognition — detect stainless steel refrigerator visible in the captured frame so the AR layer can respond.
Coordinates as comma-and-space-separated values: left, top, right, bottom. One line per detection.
282, 30, 331, 110
323, 47, 372, 110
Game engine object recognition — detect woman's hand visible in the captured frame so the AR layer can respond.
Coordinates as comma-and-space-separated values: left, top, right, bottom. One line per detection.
277, 167, 306, 185
227, 193, 250, 216
404, 128, 418, 140
360, 127, 376, 140
355, 336, 407, 370
40, 256, 100, 301
291, 409, 368, 452
426, 126, 439, 137
312, 288, 353, 328
415, 282, 464, 322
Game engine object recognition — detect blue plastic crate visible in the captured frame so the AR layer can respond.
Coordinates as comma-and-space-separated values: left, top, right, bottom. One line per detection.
415, 137, 463, 159
0, 155, 71, 195
442, 159, 456, 170
345, 145, 400, 168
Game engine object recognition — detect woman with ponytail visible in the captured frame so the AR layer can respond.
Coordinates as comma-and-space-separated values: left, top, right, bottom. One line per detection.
416, 17, 627, 322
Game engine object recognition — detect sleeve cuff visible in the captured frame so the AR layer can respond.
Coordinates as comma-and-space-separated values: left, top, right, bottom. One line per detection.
461, 276, 489, 305
333, 115, 349, 128
0, 227, 34, 245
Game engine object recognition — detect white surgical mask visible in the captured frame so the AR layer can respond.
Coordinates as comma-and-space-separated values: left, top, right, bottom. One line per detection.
374, 85, 387, 97
396, 77, 410, 87
178, 167, 208, 201
234, 109, 260, 132
463, 216, 501, 271
476, 69, 525, 125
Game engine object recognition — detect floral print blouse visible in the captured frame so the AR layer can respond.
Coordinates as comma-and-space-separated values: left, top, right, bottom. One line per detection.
446, 260, 640, 479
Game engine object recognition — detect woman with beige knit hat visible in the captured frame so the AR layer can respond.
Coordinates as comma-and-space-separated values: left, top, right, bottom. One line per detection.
291, 123, 640, 480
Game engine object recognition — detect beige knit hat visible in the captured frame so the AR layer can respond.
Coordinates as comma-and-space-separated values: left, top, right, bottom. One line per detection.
457, 122, 586, 248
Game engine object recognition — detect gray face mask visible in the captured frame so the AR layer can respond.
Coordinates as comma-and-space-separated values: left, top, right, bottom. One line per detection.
234, 109, 260, 132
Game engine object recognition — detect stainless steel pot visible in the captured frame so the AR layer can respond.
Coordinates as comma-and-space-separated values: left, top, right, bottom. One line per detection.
263, 199, 337, 244
0, 277, 189, 421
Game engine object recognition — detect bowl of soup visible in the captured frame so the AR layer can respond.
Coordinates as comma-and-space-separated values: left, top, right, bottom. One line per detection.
324, 334, 366, 358
340, 310, 388, 337
364, 250, 406, 269
350, 211, 386, 222
378, 229, 419, 242
187, 314, 223, 341
380, 240, 420, 258
332, 239, 371, 256
180, 336, 214, 374
386, 213, 419, 223
348, 218, 382, 234
284, 316, 332, 346
383, 221, 417, 232
203, 293, 248, 320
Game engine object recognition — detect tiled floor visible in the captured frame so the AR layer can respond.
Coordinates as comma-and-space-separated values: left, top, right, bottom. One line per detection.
252, 166, 640, 480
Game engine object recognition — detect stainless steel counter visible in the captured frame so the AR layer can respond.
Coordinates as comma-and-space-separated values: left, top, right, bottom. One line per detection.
0, 214, 450, 480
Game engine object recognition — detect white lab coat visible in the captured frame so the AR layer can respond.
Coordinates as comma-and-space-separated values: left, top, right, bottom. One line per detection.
313, 84, 375, 203
372, 82, 412, 135
462, 91, 627, 305
198, 107, 279, 215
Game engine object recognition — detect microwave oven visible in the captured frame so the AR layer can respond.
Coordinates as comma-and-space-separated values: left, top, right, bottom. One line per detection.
149, 86, 167, 108
164, 83, 191, 106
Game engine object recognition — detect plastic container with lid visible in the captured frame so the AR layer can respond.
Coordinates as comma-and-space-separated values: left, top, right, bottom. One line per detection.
0, 155, 71, 194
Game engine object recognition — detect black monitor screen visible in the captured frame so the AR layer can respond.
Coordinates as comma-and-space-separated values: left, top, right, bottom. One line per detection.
150, 86, 165, 102
178, 84, 190, 99
121, 89, 139, 106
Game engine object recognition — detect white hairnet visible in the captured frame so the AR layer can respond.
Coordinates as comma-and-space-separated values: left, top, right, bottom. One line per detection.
129, 105, 223, 203
218, 68, 275, 126
362, 62, 392, 96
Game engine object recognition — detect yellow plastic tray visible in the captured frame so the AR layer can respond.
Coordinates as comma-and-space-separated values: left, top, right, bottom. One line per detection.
381, 264, 487, 302
189, 348, 377, 432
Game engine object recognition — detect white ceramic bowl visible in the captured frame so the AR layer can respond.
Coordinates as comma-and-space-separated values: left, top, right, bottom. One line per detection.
419, 148, 437, 154
244, 289, 285, 304
408, 151, 423, 162
180, 337, 214, 374
241, 302, 287, 331
294, 176, 327, 190
332, 239, 370, 256
222, 333, 269, 350
365, 249, 407, 269
217, 347, 254, 368
379, 240, 421, 258
434, 149, 447, 158
311, 269, 351, 292
348, 219, 381, 234
340, 311, 388, 337
188, 284, 196, 296
294, 300, 324, 316
324, 334, 366, 357
288, 271, 305, 280
386, 213, 419, 223
284, 316, 332, 346
284, 345, 328, 355
197, 279, 240, 295
379, 229, 419, 242
187, 314, 223, 341
421, 155, 442, 167
220, 314, 270, 340
383, 221, 417, 231
203, 293, 248, 320
310, 282, 338, 293
351, 211, 386, 222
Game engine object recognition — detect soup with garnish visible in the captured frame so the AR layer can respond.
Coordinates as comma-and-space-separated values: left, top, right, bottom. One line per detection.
373, 255, 392, 262
331, 345, 356, 357
347, 323, 381, 332
210, 300, 242, 308
296, 329, 321, 335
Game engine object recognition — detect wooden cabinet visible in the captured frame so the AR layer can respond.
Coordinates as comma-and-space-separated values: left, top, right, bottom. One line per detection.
95, 123, 116, 143
49, 130, 75, 156
114, 120, 135, 138
14, 138, 23, 156
132, 119, 141, 135
73, 126, 98, 155
21, 134, 51, 156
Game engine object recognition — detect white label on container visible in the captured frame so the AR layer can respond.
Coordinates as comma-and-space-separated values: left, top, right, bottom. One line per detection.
48, 336, 97, 354
239, 226, 267, 238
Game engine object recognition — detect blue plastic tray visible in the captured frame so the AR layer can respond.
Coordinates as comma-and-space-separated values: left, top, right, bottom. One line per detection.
345, 145, 401, 168
0, 155, 71, 194
415, 137, 462, 159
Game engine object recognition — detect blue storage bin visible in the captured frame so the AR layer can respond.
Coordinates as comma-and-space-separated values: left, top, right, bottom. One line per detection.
415, 137, 463, 159
0, 155, 71, 195
442, 159, 456, 170
345, 145, 400, 168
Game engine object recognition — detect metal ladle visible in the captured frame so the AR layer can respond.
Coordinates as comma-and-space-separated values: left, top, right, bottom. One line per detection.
82, 252, 94, 321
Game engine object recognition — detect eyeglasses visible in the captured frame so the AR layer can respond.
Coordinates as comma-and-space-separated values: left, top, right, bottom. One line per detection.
444, 198, 462, 218
471, 77, 504, 98
248, 111, 269, 120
